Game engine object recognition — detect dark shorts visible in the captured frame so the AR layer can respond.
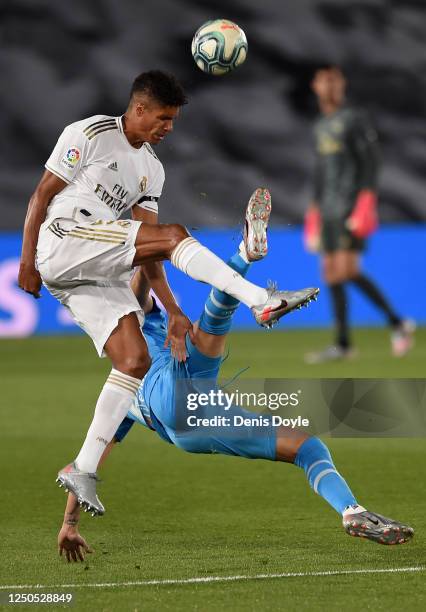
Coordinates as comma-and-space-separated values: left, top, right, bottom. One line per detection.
321, 219, 365, 253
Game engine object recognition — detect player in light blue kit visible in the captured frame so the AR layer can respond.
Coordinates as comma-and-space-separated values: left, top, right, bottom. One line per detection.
58, 189, 413, 562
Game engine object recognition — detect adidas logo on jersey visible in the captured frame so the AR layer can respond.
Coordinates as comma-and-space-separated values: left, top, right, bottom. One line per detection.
108, 161, 118, 171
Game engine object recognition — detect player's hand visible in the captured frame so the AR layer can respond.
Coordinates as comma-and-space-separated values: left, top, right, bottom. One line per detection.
346, 190, 378, 238
303, 207, 321, 253
165, 309, 195, 362
18, 263, 42, 298
58, 525, 93, 563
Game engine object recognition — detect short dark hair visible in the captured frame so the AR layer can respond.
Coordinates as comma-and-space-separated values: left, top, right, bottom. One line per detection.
312, 64, 344, 78
130, 70, 188, 107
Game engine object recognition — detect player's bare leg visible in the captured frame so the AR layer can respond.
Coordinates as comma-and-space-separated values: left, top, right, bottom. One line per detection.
58, 313, 150, 516
103, 313, 151, 377
323, 249, 358, 284
191, 324, 227, 358
275, 428, 309, 462
133, 213, 319, 329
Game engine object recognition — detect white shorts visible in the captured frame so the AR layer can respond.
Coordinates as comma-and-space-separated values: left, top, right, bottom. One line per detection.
37, 217, 144, 357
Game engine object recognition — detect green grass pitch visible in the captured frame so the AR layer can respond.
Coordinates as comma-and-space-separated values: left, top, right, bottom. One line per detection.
1, 328, 425, 611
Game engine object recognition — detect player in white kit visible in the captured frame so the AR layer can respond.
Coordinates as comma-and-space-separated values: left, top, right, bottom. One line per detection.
19, 71, 318, 515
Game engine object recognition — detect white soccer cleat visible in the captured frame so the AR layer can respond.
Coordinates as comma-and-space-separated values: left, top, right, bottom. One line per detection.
391, 319, 416, 357
304, 345, 357, 364
243, 187, 272, 261
57, 462, 105, 517
252, 285, 319, 328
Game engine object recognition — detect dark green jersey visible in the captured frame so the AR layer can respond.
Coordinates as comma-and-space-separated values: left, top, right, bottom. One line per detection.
313, 106, 379, 220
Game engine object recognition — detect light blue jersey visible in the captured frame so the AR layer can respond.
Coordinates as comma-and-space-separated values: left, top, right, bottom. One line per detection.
116, 301, 276, 460
113, 252, 360, 518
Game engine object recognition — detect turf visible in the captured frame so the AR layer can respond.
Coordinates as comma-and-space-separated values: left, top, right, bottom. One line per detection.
0, 328, 425, 611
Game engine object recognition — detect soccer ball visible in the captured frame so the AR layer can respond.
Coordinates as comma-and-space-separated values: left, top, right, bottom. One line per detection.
191, 19, 248, 76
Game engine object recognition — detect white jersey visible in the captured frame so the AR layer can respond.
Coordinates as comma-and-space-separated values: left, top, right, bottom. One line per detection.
44, 115, 164, 223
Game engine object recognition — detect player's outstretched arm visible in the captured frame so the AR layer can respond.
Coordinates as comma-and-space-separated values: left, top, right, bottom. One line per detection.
19, 171, 67, 298
58, 493, 92, 563
57, 441, 116, 561
132, 206, 194, 361
143, 259, 195, 361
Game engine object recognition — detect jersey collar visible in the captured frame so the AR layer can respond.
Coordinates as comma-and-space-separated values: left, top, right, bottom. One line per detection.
117, 115, 147, 151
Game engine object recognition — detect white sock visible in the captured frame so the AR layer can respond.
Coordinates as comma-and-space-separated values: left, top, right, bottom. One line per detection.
171, 237, 267, 307
238, 240, 250, 264
342, 504, 367, 517
75, 369, 141, 473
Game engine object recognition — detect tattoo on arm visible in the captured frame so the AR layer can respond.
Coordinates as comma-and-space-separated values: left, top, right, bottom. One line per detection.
64, 513, 79, 526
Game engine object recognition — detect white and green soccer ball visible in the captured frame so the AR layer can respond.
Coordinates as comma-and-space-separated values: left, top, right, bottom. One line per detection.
191, 19, 248, 76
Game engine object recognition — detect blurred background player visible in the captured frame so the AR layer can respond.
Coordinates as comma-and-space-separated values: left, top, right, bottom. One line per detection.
57, 189, 412, 562
304, 66, 415, 363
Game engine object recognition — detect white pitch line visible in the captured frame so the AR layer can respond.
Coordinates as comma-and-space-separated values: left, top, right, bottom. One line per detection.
0, 566, 425, 590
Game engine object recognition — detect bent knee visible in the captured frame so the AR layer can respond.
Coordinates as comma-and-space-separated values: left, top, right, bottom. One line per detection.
115, 353, 152, 379
323, 264, 348, 284
324, 271, 345, 284
168, 223, 190, 251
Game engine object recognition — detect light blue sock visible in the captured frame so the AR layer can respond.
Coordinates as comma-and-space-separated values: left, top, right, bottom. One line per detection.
199, 251, 250, 336
294, 437, 357, 515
